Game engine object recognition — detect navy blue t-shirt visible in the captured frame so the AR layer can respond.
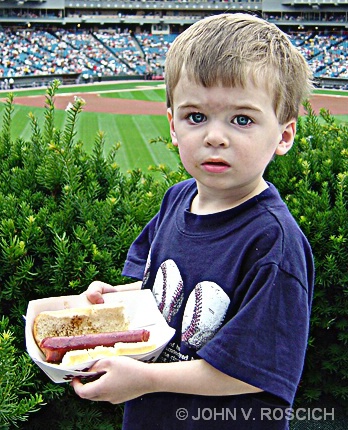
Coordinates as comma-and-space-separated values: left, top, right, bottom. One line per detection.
122, 179, 314, 430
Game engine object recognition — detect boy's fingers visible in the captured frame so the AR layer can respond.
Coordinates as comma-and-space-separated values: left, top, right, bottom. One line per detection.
85, 290, 104, 304
71, 376, 104, 400
85, 281, 117, 304
70, 378, 87, 397
85, 281, 109, 303
71, 379, 94, 400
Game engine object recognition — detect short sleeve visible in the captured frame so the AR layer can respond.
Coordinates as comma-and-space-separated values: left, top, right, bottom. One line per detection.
197, 263, 311, 404
122, 214, 158, 280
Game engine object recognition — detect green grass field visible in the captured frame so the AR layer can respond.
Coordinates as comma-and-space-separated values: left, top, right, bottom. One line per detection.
0, 81, 176, 173
0, 81, 347, 173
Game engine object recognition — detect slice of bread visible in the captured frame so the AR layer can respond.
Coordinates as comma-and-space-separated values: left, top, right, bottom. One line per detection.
61, 342, 156, 367
33, 304, 129, 345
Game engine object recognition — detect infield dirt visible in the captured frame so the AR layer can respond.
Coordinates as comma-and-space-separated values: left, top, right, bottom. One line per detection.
5, 92, 348, 117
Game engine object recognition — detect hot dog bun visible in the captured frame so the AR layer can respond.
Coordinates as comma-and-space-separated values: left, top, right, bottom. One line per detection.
33, 304, 129, 346
61, 343, 156, 367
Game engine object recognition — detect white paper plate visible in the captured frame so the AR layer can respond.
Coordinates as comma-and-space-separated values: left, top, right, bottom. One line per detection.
25, 289, 175, 383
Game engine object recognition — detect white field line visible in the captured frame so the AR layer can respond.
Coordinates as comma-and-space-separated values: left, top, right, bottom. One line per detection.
83, 84, 166, 96
0, 83, 166, 98
47, 84, 166, 98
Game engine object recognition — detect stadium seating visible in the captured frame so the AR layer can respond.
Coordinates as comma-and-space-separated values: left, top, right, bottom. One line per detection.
0, 27, 346, 83
0, 1, 347, 88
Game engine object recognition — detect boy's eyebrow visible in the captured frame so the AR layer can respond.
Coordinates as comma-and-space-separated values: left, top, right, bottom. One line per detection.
177, 103, 201, 111
177, 102, 264, 113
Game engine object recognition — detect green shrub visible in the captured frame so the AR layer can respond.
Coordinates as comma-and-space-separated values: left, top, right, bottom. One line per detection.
265, 102, 348, 407
0, 81, 169, 316
0, 316, 43, 429
0, 81, 186, 429
0, 81, 346, 428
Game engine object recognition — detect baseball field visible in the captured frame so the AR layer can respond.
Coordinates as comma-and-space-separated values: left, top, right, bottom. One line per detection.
0, 80, 347, 173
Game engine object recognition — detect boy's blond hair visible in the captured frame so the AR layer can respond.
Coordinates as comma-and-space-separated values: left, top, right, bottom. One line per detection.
165, 13, 312, 124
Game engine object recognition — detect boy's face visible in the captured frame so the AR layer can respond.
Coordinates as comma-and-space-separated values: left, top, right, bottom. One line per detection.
167, 73, 296, 209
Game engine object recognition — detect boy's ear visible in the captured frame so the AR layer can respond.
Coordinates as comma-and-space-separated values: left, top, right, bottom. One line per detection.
275, 120, 297, 156
167, 108, 178, 146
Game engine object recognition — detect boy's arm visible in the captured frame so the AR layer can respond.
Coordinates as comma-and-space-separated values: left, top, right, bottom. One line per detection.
148, 357, 262, 396
71, 355, 262, 404
74, 284, 262, 404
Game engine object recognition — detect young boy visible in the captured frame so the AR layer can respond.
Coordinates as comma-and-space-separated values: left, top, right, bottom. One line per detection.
72, 13, 314, 429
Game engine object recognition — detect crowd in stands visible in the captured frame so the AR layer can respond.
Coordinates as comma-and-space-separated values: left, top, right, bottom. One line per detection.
291, 31, 348, 79
0, 28, 140, 80
96, 30, 148, 75
0, 27, 347, 87
0, 28, 172, 82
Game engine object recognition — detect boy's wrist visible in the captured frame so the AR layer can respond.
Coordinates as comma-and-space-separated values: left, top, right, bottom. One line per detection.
142, 362, 161, 394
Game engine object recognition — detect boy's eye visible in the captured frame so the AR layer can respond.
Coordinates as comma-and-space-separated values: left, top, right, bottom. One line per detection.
188, 112, 206, 124
232, 115, 252, 126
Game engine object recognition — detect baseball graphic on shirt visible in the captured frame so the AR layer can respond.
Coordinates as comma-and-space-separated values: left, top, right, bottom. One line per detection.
152, 259, 184, 323
182, 282, 230, 350
142, 249, 151, 287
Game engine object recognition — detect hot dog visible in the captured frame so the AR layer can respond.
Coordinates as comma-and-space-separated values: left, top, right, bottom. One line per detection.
33, 304, 130, 345
40, 329, 150, 363
33, 304, 153, 364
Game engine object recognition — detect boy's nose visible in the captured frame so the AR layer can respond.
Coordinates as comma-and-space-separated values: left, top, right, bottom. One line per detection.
204, 125, 229, 148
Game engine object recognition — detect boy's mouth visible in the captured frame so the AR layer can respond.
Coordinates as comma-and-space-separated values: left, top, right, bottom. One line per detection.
201, 158, 230, 173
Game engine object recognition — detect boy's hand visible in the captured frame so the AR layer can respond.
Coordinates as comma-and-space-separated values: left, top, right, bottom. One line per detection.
84, 280, 142, 304
71, 357, 262, 403
85, 281, 118, 304
71, 356, 151, 404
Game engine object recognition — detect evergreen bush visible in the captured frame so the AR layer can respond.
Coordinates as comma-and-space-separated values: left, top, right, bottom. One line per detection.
265, 102, 348, 408
0, 316, 43, 429
0, 81, 186, 429
0, 81, 346, 427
